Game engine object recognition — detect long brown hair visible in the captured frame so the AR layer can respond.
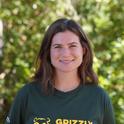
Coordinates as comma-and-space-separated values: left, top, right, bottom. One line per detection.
33, 18, 98, 94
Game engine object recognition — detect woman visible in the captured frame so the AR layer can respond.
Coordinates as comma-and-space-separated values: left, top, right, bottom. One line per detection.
5, 18, 115, 124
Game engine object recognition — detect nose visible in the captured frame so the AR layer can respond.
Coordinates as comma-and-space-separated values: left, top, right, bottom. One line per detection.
61, 48, 71, 57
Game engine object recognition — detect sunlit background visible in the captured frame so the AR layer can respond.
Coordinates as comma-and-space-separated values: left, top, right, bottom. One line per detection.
0, 0, 124, 123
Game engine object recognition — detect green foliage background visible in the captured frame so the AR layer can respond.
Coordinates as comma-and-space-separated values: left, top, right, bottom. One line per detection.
0, 0, 124, 123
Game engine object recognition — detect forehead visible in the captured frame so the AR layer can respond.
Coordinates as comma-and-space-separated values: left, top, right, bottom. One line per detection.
51, 30, 80, 44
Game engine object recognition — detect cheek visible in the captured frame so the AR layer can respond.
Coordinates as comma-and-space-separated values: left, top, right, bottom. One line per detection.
74, 48, 84, 57
50, 50, 59, 61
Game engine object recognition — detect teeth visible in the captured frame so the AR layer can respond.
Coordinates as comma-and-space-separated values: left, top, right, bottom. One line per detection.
60, 60, 73, 64
63, 60, 71, 61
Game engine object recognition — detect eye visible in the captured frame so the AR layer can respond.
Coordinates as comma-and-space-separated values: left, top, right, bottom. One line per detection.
54, 46, 62, 48
69, 45, 77, 48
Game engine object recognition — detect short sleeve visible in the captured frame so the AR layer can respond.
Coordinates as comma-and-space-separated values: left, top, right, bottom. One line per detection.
5, 85, 28, 124
102, 91, 115, 124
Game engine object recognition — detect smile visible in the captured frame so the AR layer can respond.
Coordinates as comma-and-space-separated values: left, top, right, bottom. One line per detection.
60, 59, 74, 64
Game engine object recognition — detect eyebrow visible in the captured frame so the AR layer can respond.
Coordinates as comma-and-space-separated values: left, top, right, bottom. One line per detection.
52, 42, 78, 47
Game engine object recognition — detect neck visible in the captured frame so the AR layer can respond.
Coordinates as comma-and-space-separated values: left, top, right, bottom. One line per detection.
54, 70, 80, 92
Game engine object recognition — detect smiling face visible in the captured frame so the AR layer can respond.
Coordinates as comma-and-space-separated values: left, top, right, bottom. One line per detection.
50, 30, 85, 74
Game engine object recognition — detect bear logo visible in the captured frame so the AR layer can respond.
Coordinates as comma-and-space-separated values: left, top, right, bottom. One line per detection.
33, 117, 51, 124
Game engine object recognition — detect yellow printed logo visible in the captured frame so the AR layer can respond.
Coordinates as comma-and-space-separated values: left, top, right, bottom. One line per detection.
33, 117, 51, 124
56, 119, 93, 124
33, 117, 94, 124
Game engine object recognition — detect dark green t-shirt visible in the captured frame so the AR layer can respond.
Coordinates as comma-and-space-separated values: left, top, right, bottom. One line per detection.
5, 82, 115, 124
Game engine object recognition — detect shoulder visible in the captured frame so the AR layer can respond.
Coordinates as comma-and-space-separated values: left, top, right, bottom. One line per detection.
14, 80, 40, 101
83, 84, 113, 109
83, 84, 105, 92
83, 84, 110, 101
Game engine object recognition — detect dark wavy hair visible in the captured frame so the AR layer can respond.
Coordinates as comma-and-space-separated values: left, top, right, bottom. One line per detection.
33, 18, 98, 94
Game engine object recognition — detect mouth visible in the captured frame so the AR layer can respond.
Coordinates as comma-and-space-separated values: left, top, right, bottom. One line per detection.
60, 59, 74, 64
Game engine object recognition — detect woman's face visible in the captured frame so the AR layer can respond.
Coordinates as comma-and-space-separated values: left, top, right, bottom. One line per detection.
50, 30, 85, 74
